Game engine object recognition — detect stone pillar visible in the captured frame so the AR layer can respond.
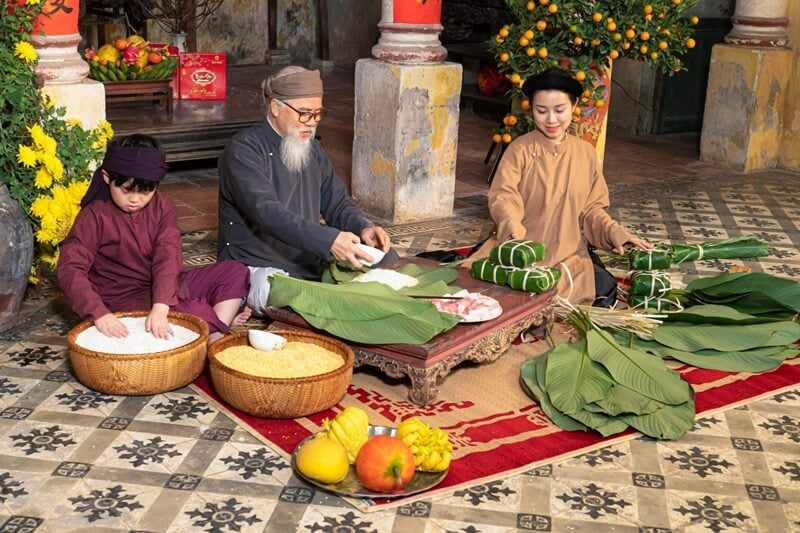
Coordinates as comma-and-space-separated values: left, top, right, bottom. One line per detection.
725, 0, 789, 47
32, 0, 106, 129
352, 0, 462, 223
700, 0, 791, 171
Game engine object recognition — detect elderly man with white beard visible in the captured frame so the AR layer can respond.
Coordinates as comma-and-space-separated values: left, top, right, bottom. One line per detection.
218, 66, 395, 316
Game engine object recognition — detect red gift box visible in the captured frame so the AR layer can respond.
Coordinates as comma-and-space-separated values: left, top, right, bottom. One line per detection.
179, 53, 227, 100
148, 43, 181, 98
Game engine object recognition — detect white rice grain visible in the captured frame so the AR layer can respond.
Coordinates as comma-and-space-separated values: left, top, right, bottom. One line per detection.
75, 317, 200, 354
351, 269, 419, 291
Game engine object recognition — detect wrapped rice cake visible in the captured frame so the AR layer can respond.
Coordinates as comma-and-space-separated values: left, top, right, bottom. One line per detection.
471, 258, 513, 285
489, 240, 546, 268
629, 294, 681, 312
631, 271, 672, 297
506, 266, 561, 293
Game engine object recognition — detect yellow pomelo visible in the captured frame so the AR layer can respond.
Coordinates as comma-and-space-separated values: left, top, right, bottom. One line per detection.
296, 436, 349, 484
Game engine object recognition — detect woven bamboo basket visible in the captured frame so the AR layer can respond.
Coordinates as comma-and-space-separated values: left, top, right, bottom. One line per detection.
207, 329, 354, 418
67, 311, 208, 395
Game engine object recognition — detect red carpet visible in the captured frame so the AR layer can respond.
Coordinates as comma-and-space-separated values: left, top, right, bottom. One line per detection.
192, 339, 800, 512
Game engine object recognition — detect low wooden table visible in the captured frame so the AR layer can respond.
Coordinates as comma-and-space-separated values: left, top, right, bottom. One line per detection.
104, 80, 172, 113
266, 259, 555, 405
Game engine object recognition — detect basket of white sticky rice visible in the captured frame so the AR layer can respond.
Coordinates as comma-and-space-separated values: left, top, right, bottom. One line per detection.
207, 329, 354, 418
67, 311, 208, 395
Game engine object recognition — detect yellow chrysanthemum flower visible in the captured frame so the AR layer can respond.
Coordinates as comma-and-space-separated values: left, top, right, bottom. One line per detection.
30, 196, 50, 218
67, 179, 90, 203
66, 118, 83, 128
34, 167, 54, 189
39, 135, 57, 156
41, 154, 64, 181
14, 41, 37, 63
26, 0, 42, 5
29, 124, 58, 155
29, 123, 47, 144
41, 251, 60, 269
17, 145, 38, 168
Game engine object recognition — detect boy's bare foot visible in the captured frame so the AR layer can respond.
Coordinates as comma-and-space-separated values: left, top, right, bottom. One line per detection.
232, 306, 252, 326
207, 331, 224, 345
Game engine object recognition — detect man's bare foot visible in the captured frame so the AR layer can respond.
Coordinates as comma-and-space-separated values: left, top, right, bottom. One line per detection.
232, 306, 252, 327
207, 331, 224, 345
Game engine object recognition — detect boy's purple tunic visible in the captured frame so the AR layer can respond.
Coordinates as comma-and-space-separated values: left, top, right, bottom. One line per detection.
58, 192, 249, 333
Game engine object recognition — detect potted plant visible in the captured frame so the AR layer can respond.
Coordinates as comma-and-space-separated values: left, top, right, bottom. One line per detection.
1, 0, 112, 309
490, 0, 700, 145
131, 0, 225, 51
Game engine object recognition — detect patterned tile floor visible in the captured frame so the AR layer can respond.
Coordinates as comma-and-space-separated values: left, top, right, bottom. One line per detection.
1, 169, 799, 532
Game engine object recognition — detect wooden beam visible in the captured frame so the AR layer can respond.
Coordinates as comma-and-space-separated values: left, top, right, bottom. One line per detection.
268, 0, 278, 50
317, 0, 329, 61
184, 0, 197, 52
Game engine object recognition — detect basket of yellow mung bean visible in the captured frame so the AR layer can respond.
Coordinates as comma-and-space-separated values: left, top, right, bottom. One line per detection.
207, 329, 354, 418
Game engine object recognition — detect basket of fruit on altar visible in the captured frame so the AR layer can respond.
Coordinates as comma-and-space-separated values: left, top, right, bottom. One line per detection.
85, 36, 178, 82
292, 407, 451, 497
207, 329, 354, 418
67, 311, 208, 396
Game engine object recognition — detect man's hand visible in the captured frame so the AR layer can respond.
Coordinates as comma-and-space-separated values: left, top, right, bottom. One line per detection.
95, 313, 128, 338
331, 231, 373, 269
361, 226, 391, 252
614, 237, 654, 255
146, 303, 173, 339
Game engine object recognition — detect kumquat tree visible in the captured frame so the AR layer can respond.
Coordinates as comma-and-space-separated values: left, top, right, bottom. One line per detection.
490, 0, 700, 144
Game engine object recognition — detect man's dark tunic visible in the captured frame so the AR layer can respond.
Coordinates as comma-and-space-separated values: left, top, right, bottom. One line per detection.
217, 121, 373, 280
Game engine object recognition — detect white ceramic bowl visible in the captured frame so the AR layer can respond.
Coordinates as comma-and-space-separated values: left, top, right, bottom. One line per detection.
356, 243, 385, 267
248, 329, 287, 351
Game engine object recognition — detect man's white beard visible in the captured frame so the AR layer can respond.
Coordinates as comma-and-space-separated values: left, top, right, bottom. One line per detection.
280, 127, 315, 173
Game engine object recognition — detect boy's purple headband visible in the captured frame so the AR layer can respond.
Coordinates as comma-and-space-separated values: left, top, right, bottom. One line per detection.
80, 146, 169, 207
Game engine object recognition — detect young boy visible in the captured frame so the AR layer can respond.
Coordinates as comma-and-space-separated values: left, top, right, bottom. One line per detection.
57, 134, 251, 343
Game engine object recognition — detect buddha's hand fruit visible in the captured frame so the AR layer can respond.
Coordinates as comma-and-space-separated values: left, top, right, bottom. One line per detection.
397, 417, 453, 472
355, 435, 415, 493
321, 406, 369, 464
295, 435, 349, 484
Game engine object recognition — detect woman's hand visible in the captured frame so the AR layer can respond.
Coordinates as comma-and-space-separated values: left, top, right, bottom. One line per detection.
95, 313, 128, 338
614, 237, 654, 255
361, 226, 391, 252
146, 303, 173, 339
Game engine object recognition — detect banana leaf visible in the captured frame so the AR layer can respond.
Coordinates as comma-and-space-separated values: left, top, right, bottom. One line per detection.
544, 338, 614, 414
520, 355, 589, 432
663, 304, 788, 325
567, 408, 630, 437
471, 258, 512, 286
629, 337, 799, 373
585, 330, 690, 405
653, 321, 800, 352
490, 239, 546, 268
590, 383, 661, 416
619, 398, 696, 441
506, 266, 562, 293
684, 272, 800, 315
630, 248, 671, 271
323, 261, 461, 297
268, 274, 460, 344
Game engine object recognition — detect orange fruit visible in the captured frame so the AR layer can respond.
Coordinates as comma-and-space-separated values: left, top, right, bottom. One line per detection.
537, 47, 548, 58
594, 100, 604, 108
502, 133, 513, 143
658, 41, 668, 50
582, 89, 590, 97
524, 29, 534, 40
607, 22, 617, 31
499, 27, 510, 38
592, 12, 603, 23
686, 38, 696, 48
639, 45, 648, 54
114, 38, 129, 51
672, 0, 681, 4
519, 36, 530, 47
650, 52, 659, 60
506, 115, 518, 126
510, 73, 521, 84
548, 4, 557, 14
573, 106, 581, 115
521, 98, 531, 110
526, 0, 535, 10
640, 31, 650, 41
591, 39, 601, 47
574, 71, 586, 82
536, 20, 547, 31
495, 35, 505, 44
625, 29, 636, 39
492, 133, 502, 143
539, 0, 549, 4
147, 51, 163, 64
574, 36, 584, 45
621, 41, 631, 50
500, 52, 510, 62
613, 33, 622, 42
645, 13, 653, 21
526, 47, 536, 56
644, 5, 653, 14
609, 50, 620, 59
691, 16, 699, 25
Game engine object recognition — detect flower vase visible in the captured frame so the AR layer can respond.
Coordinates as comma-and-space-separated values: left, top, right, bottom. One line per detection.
570, 61, 613, 167
169, 32, 188, 53
0, 185, 34, 333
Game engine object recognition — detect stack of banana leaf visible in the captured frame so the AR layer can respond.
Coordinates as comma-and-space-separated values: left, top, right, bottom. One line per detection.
268, 263, 464, 344
628, 236, 769, 271
520, 310, 695, 440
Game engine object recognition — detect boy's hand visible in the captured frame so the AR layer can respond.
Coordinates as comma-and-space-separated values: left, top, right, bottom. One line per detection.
146, 303, 173, 339
95, 313, 128, 338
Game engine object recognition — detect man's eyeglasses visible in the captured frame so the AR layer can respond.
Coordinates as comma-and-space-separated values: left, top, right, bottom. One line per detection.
280, 100, 327, 123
